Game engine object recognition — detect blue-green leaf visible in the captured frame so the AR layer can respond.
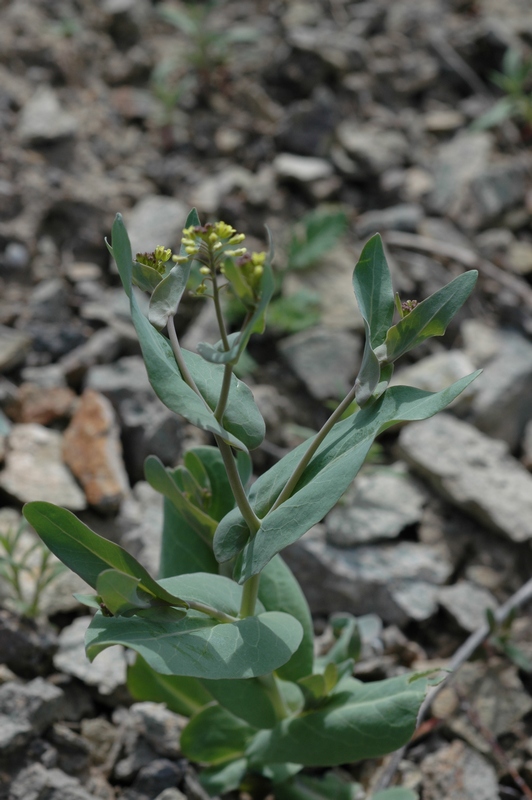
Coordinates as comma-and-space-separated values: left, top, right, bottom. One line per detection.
246, 673, 429, 767
214, 373, 481, 577
96, 569, 154, 616
23, 502, 188, 608
86, 573, 303, 680
181, 704, 256, 765
148, 261, 191, 330
200, 759, 248, 796
258, 556, 314, 682
352, 233, 395, 349
127, 654, 212, 717
201, 678, 278, 729
376, 271, 478, 364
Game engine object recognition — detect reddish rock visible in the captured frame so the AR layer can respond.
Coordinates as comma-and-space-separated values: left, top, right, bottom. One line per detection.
7, 383, 76, 426
62, 389, 129, 513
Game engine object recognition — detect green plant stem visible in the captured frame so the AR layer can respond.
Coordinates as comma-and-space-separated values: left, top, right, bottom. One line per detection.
211, 268, 230, 351
214, 364, 232, 422
239, 573, 260, 619
258, 673, 289, 720
214, 436, 260, 535
167, 315, 204, 398
271, 384, 358, 512
187, 599, 237, 624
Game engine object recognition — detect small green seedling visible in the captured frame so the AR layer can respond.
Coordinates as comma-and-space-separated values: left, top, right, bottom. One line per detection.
23, 211, 479, 799
0, 516, 65, 618
473, 48, 532, 134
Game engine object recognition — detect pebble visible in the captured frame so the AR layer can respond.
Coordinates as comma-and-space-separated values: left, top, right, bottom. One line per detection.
84, 355, 152, 406
273, 153, 334, 182
6, 383, 76, 425
0, 608, 56, 677
17, 86, 78, 144
125, 195, 188, 257
355, 203, 423, 238
282, 244, 365, 332
62, 389, 130, 513
0, 424, 86, 510
398, 414, 532, 543
129, 702, 184, 759
0, 677, 64, 735
120, 396, 185, 483
468, 331, 532, 450
284, 529, 451, 625
421, 740, 499, 800
391, 350, 477, 409
59, 328, 122, 385
278, 325, 361, 401
428, 131, 492, 220
438, 581, 497, 632
336, 123, 409, 176
326, 463, 426, 545
118, 481, 164, 576
28, 278, 70, 323
9, 762, 100, 800
0, 325, 32, 372
53, 616, 127, 697
506, 240, 532, 275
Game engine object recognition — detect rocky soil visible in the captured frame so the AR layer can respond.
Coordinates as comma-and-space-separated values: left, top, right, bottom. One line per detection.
2, 0, 532, 798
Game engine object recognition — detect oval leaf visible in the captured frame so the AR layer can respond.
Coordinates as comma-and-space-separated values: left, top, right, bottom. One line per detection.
352, 233, 395, 349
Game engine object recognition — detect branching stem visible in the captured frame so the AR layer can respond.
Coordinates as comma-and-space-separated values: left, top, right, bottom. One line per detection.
271, 384, 358, 512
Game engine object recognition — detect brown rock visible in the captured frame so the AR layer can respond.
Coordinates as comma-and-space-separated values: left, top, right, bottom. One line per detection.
62, 389, 129, 513
7, 383, 76, 425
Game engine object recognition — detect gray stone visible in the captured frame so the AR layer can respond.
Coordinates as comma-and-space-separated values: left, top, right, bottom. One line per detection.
80, 286, 148, 330
326, 463, 426, 545
53, 616, 127, 696
85, 355, 152, 406
468, 332, 532, 449
276, 91, 337, 157
428, 131, 493, 218
20, 364, 68, 388
282, 245, 365, 332
522, 419, 532, 470
118, 481, 164, 576
17, 87, 78, 144
460, 319, 503, 368
288, 25, 368, 72
0, 677, 64, 734
9, 763, 99, 800
355, 204, 423, 238
460, 158, 528, 230
421, 740, 499, 800
120, 397, 185, 482
336, 123, 409, 176
154, 790, 188, 800
130, 702, 184, 758
273, 153, 333, 182
398, 414, 532, 543
506, 239, 532, 275
125, 195, 188, 257
190, 166, 253, 215
279, 325, 361, 401
0, 325, 32, 371
29, 279, 70, 323
59, 327, 121, 384
475, 227, 514, 260
284, 529, 451, 625
438, 581, 497, 632
4, 242, 29, 270
0, 424, 86, 510
391, 350, 477, 408
0, 714, 32, 753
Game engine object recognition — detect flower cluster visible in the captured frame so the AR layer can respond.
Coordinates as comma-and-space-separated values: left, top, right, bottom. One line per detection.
173, 221, 247, 267
173, 220, 267, 305
136, 245, 173, 275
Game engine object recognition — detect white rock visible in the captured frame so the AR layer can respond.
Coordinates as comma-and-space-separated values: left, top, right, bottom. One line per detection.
398, 414, 532, 543
0, 424, 86, 510
273, 153, 333, 182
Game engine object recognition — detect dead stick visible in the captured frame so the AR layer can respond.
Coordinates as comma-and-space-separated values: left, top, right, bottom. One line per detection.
373, 576, 532, 792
